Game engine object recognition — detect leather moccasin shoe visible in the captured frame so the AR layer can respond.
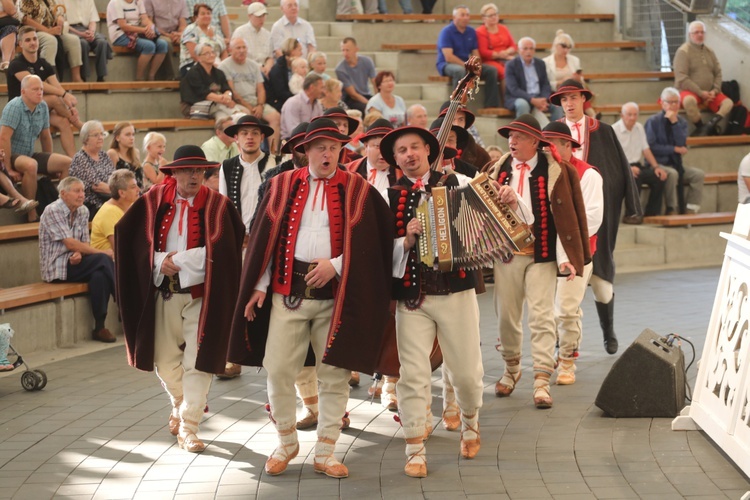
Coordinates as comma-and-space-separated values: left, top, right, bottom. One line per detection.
93, 328, 116, 343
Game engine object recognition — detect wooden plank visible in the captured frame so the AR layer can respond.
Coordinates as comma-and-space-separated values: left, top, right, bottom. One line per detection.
339, 13, 614, 22
382, 41, 644, 52
584, 71, 675, 81
643, 212, 735, 227
687, 135, 750, 147
704, 172, 738, 184
88, 81, 179, 91
0, 223, 39, 242
475, 108, 514, 117
0, 282, 89, 310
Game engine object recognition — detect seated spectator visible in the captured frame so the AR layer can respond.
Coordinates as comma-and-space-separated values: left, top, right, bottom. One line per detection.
180, 42, 250, 121
320, 78, 347, 112
69, 120, 115, 219
201, 116, 240, 162
107, 0, 168, 81
674, 21, 733, 136
107, 122, 144, 191
8, 27, 84, 158
739, 152, 750, 203
486, 144, 504, 163
308, 51, 330, 81
141, 132, 167, 189
366, 71, 407, 128
266, 37, 302, 112
143, 0, 188, 78
91, 169, 139, 251
19, 0, 83, 81
543, 30, 597, 119
505, 37, 556, 125
0, 149, 39, 215
335, 37, 376, 113
406, 103, 429, 128
186, 0, 231, 44
476, 3, 516, 80
60, 0, 112, 82
436, 6, 501, 110
39, 176, 116, 343
645, 87, 705, 214
219, 38, 280, 151
612, 102, 668, 216
280, 73, 324, 139
0, 75, 71, 222
0, 0, 18, 72
270, 0, 316, 58
232, 2, 273, 75
288, 57, 309, 95
179, 3, 227, 77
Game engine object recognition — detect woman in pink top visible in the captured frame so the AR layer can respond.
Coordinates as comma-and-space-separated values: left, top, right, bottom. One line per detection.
475, 3, 516, 80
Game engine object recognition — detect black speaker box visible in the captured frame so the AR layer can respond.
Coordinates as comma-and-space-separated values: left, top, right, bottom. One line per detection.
595, 329, 686, 418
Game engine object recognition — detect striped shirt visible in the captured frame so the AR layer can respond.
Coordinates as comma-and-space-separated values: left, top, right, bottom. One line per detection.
39, 199, 90, 282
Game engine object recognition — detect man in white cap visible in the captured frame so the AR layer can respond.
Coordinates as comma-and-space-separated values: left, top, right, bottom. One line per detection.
232, 2, 273, 75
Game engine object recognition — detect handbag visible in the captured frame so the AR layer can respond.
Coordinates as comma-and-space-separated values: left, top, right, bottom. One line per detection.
0, 15, 20, 28
189, 100, 214, 120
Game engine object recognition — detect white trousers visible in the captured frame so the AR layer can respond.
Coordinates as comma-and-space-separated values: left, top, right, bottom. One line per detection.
263, 294, 350, 440
395, 289, 483, 440
153, 293, 213, 430
554, 262, 594, 358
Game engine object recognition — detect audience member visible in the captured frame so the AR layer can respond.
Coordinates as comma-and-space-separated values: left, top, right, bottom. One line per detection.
420, 0, 437, 15
645, 87, 705, 214
141, 132, 167, 189
436, 6, 501, 110
486, 144, 503, 163
406, 104, 429, 128
505, 37, 555, 125
201, 116, 240, 162
0, 75, 71, 222
19, 0, 83, 81
90, 169, 139, 251
232, 2, 273, 74
271, 0, 316, 58
280, 74, 324, 139
320, 78, 347, 111
107, 0, 168, 81
0, 149, 39, 215
142, 0, 188, 78
335, 37, 376, 114
8, 27, 84, 158
61, 0, 112, 82
69, 120, 115, 219
219, 37, 280, 150
39, 176, 116, 343
180, 42, 250, 121
740, 152, 750, 203
674, 21, 733, 136
0, 0, 17, 72
288, 57, 309, 95
107, 122, 144, 190
308, 51, 330, 81
186, 0, 231, 43
180, 3, 227, 77
475, 3, 516, 80
612, 102, 668, 216
543, 30, 597, 120
366, 71, 407, 127
266, 38, 301, 112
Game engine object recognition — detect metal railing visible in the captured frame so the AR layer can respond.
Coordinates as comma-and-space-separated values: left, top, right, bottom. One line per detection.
619, 0, 691, 70
721, 0, 750, 31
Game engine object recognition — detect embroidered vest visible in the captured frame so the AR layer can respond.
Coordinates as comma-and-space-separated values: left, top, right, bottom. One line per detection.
221, 154, 270, 218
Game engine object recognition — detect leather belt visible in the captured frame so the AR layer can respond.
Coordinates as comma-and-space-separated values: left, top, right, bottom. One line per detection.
158, 275, 191, 294
420, 268, 452, 296
290, 259, 334, 300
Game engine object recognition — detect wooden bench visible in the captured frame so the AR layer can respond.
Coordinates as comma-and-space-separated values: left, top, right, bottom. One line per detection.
643, 212, 735, 227
0, 81, 178, 95
338, 13, 615, 22
0, 223, 39, 243
382, 41, 645, 52
704, 172, 738, 184
687, 135, 750, 147
98, 118, 214, 132
0, 282, 89, 312
429, 70, 672, 85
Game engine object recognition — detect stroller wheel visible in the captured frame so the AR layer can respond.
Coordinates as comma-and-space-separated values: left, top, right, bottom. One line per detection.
33, 370, 47, 390
21, 371, 37, 391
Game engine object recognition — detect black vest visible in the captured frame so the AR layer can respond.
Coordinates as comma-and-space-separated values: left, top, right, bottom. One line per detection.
221, 153, 271, 218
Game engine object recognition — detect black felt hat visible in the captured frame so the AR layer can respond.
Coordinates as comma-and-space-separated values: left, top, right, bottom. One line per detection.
313, 106, 359, 135
429, 117, 469, 151
223, 114, 275, 138
439, 101, 476, 129
281, 121, 309, 154
542, 121, 581, 149
497, 114, 549, 145
379, 126, 441, 166
549, 79, 593, 106
360, 118, 394, 143
294, 118, 352, 153
161, 145, 220, 171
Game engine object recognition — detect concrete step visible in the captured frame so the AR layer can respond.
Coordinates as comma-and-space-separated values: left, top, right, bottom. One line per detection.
613, 241, 665, 270
378, 0, 578, 15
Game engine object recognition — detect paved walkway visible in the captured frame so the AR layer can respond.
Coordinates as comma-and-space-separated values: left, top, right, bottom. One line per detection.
0, 267, 748, 499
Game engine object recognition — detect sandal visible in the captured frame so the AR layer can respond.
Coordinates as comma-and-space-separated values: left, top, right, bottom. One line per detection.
0, 61, 8, 72
533, 384, 553, 409
15, 200, 39, 214
1, 197, 19, 210
495, 369, 521, 397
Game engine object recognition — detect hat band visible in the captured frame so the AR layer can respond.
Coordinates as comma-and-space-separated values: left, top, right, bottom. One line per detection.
508, 121, 543, 136
542, 131, 576, 143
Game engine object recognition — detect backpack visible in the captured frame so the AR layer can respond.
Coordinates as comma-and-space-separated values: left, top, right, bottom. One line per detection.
725, 104, 748, 136
35, 176, 60, 216
722, 80, 741, 104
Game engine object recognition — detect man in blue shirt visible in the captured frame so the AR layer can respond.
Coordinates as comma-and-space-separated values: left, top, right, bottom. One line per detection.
335, 37, 376, 114
436, 5, 500, 109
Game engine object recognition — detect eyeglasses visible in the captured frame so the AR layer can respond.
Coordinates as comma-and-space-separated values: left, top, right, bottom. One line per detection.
89, 132, 109, 139
663, 99, 680, 105
200, 50, 215, 56
559, 43, 571, 49
482, 12, 498, 17
180, 168, 206, 175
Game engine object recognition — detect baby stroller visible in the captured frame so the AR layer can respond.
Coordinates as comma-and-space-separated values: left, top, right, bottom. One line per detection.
0, 323, 47, 391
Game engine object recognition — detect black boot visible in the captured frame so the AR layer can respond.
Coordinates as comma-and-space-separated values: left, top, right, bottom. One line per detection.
595, 296, 618, 355
705, 114, 722, 136
690, 120, 705, 137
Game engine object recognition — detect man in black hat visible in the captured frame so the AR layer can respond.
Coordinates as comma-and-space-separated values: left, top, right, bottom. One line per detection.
115, 145, 245, 453
438, 102, 491, 170
257, 121, 309, 203
313, 107, 361, 164
346, 118, 399, 190
429, 117, 478, 178
229, 119, 394, 479
550, 78, 643, 355
486, 114, 589, 410
541, 122, 603, 385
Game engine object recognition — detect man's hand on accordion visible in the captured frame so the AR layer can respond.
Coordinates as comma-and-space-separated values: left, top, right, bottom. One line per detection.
404, 218, 423, 251
495, 184, 519, 210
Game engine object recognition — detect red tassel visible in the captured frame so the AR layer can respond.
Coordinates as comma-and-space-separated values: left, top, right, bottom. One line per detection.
547, 142, 562, 163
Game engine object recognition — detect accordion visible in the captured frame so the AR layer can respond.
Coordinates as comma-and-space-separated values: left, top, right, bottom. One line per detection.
415, 173, 534, 271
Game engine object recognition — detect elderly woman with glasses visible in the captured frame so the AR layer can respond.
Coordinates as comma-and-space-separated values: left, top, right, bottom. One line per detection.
543, 30, 597, 117
69, 120, 116, 219
476, 3, 516, 80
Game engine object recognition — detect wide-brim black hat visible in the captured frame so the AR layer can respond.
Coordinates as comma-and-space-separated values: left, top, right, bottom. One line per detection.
497, 114, 549, 145
549, 79, 593, 106
224, 114, 275, 138
161, 144, 220, 171
380, 126, 441, 166
542, 121, 581, 149
439, 101, 476, 129
294, 118, 352, 153
429, 117, 469, 151
360, 118, 394, 143
281, 121, 310, 154
314, 107, 359, 135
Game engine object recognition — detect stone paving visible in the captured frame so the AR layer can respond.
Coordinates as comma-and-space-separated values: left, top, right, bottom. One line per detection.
0, 267, 748, 499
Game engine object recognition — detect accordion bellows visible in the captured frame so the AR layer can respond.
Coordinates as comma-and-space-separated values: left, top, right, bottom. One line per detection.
416, 173, 535, 271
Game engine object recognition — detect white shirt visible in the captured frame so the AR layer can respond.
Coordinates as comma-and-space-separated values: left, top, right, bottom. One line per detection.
366, 161, 391, 192
612, 119, 651, 166
232, 23, 273, 66
62, 0, 99, 26
566, 116, 587, 161
152, 193, 206, 288
219, 153, 265, 233
270, 15, 316, 58
579, 167, 604, 238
